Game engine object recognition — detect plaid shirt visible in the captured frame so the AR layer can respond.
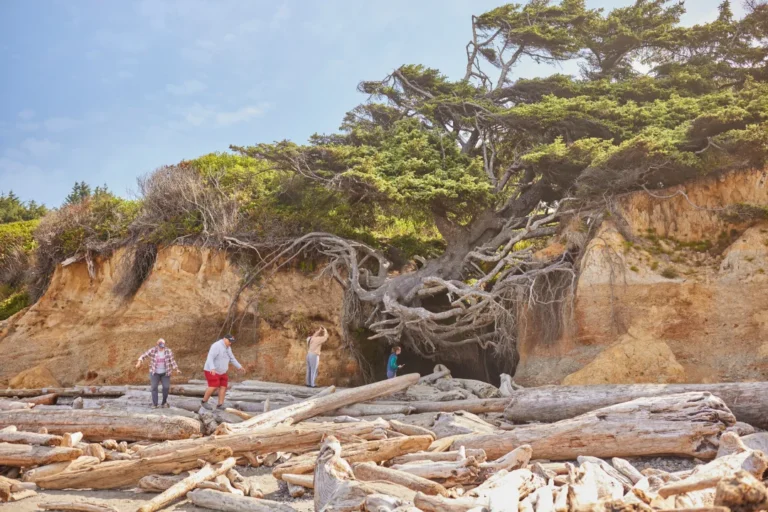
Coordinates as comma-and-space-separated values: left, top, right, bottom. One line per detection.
138, 346, 179, 375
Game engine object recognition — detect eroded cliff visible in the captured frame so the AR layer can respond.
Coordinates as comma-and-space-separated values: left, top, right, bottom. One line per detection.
0, 246, 361, 388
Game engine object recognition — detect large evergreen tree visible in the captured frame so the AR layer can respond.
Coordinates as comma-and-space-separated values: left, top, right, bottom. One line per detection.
233, 0, 768, 367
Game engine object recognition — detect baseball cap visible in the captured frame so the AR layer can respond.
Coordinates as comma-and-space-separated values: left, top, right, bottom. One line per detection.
225, 334, 235, 342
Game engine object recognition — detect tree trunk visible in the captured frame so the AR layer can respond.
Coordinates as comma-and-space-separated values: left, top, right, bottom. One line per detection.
22, 455, 100, 483
419, 369, 451, 384
389, 449, 487, 465
353, 461, 448, 496
0, 386, 126, 398
375, 397, 509, 414
0, 400, 33, 411
272, 435, 433, 478
227, 373, 420, 432
454, 392, 735, 460
186, 489, 298, 512
27, 393, 58, 406
390, 457, 480, 485
39, 501, 119, 512
135, 419, 389, 458
138, 473, 189, 493
0, 442, 82, 466
136, 457, 237, 512
0, 409, 201, 441
0, 426, 64, 446
334, 403, 414, 416
35, 445, 233, 490
504, 383, 768, 429
281, 473, 314, 488
414, 492, 488, 512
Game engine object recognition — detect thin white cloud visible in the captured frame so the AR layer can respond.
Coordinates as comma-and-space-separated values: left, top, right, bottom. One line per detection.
3, 148, 25, 160
196, 39, 216, 50
94, 30, 149, 53
270, 4, 292, 30
0, 158, 43, 177
118, 70, 134, 79
20, 137, 62, 156
166, 79, 208, 96
44, 117, 81, 133
17, 122, 40, 132
215, 105, 267, 126
18, 109, 35, 121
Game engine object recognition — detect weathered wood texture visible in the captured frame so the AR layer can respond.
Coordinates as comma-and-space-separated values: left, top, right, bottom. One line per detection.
0, 409, 201, 441
227, 373, 420, 432
375, 398, 510, 414
136, 419, 389, 458
455, 392, 734, 460
273, 435, 433, 478
136, 457, 237, 512
35, 445, 233, 490
186, 489, 297, 512
0, 442, 82, 467
353, 461, 448, 496
504, 383, 768, 428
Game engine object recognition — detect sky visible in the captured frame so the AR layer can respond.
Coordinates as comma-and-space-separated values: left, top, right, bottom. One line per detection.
0, 0, 746, 207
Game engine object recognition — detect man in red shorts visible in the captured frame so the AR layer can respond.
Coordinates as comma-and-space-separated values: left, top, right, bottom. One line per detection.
201, 334, 245, 410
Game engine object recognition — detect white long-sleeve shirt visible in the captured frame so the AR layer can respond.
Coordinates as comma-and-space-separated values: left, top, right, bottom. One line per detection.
203, 339, 242, 374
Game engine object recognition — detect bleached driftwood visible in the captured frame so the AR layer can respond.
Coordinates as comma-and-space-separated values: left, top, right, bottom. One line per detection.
186, 489, 297, 511
453, 393, 735, 460
0, 442, 82, 466
353, 461, 449, 496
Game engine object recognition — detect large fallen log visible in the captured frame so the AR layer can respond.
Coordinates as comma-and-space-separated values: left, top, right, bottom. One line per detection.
187, 489, 297, 511
0, 442, 82, 466
145, 385, 298, 403
272, 435, 433, 478
27, 393, 58, 406
0, 386, 126, 398
0, 426, 64, 446
135, 419, 389, 458
353, 461, 448, 496
504, 382, 768, 429
0, 400, 33, 411
39, 501, 119, 512
0, 409, 201, 441
22, 455, 101, 482
374, 397, 510, 414
227, 373, 420, 432
453, 392, 734, 460
136, 457, 237, 512
35, 445, 233, 490
334, 403, 415, 416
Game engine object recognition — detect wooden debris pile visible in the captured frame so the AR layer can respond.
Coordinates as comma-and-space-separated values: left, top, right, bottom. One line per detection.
0, 368, 765, 511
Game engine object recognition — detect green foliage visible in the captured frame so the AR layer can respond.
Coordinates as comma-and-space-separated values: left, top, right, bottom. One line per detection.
64, 181, 93, 206
660, 266, 680, 279
0, 291, 28, 321
720, 202, 768, 223
0, 191, 46, 224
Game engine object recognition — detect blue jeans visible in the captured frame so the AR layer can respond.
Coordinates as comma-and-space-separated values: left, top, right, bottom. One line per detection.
386, 369, 397, 379
150, 372, 170, 406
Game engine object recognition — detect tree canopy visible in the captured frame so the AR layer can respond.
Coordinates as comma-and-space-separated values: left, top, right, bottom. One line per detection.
232, 0, 768, 366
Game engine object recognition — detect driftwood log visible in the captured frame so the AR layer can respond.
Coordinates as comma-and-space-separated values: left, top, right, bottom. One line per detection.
0, 409, 201, 441
374, 398, 509, 414
22, 455, 100, 482
187, 488, 297, 511
0, 400, 33, 411
35, 445, 233, 489
38, 501, 120, 512
453, 392, 735, 460
503, 382, 768, 429
353, 460, 449, 496
273, 435, 433, 478
136, 457, 237, 512
136, 419, 389, 458
226, 373, 419, 432
0, 386, 126, 398
0, 442, 82, 466
0, 425, 64, 446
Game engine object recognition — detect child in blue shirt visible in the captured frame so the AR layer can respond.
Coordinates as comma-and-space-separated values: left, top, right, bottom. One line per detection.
387, 346, 403, 379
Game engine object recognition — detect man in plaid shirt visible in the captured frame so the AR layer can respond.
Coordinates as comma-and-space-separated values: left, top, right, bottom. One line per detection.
136, 338, 181, 408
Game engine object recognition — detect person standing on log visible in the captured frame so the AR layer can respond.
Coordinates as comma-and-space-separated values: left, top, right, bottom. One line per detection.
386, 346, 404, 379
135, 338, 180, 408
201, 334, 245, 410
305, 326, 328, 388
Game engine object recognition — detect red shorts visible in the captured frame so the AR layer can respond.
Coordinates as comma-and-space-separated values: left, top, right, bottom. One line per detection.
204, 370, 228, 388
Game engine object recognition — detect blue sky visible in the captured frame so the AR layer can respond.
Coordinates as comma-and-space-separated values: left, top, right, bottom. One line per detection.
0, 0, 744, 206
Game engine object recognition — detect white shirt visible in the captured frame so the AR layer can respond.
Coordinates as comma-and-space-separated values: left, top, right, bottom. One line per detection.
203, 339, 242, 374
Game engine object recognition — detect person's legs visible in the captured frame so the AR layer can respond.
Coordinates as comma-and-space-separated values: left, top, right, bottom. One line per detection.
202, 386, 217, 403
309, 354, 320, 387
161, 374, 170, 405
306, 353, 312, 386
150, 373, 160, 406
216, 373, 229, 407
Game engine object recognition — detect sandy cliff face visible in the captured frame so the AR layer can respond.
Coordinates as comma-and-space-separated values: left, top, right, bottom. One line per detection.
0, 246, 361, 388
516, 168, 768, 385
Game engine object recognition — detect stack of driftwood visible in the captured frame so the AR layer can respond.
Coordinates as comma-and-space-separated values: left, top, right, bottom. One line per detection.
0, 369, 766, 512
